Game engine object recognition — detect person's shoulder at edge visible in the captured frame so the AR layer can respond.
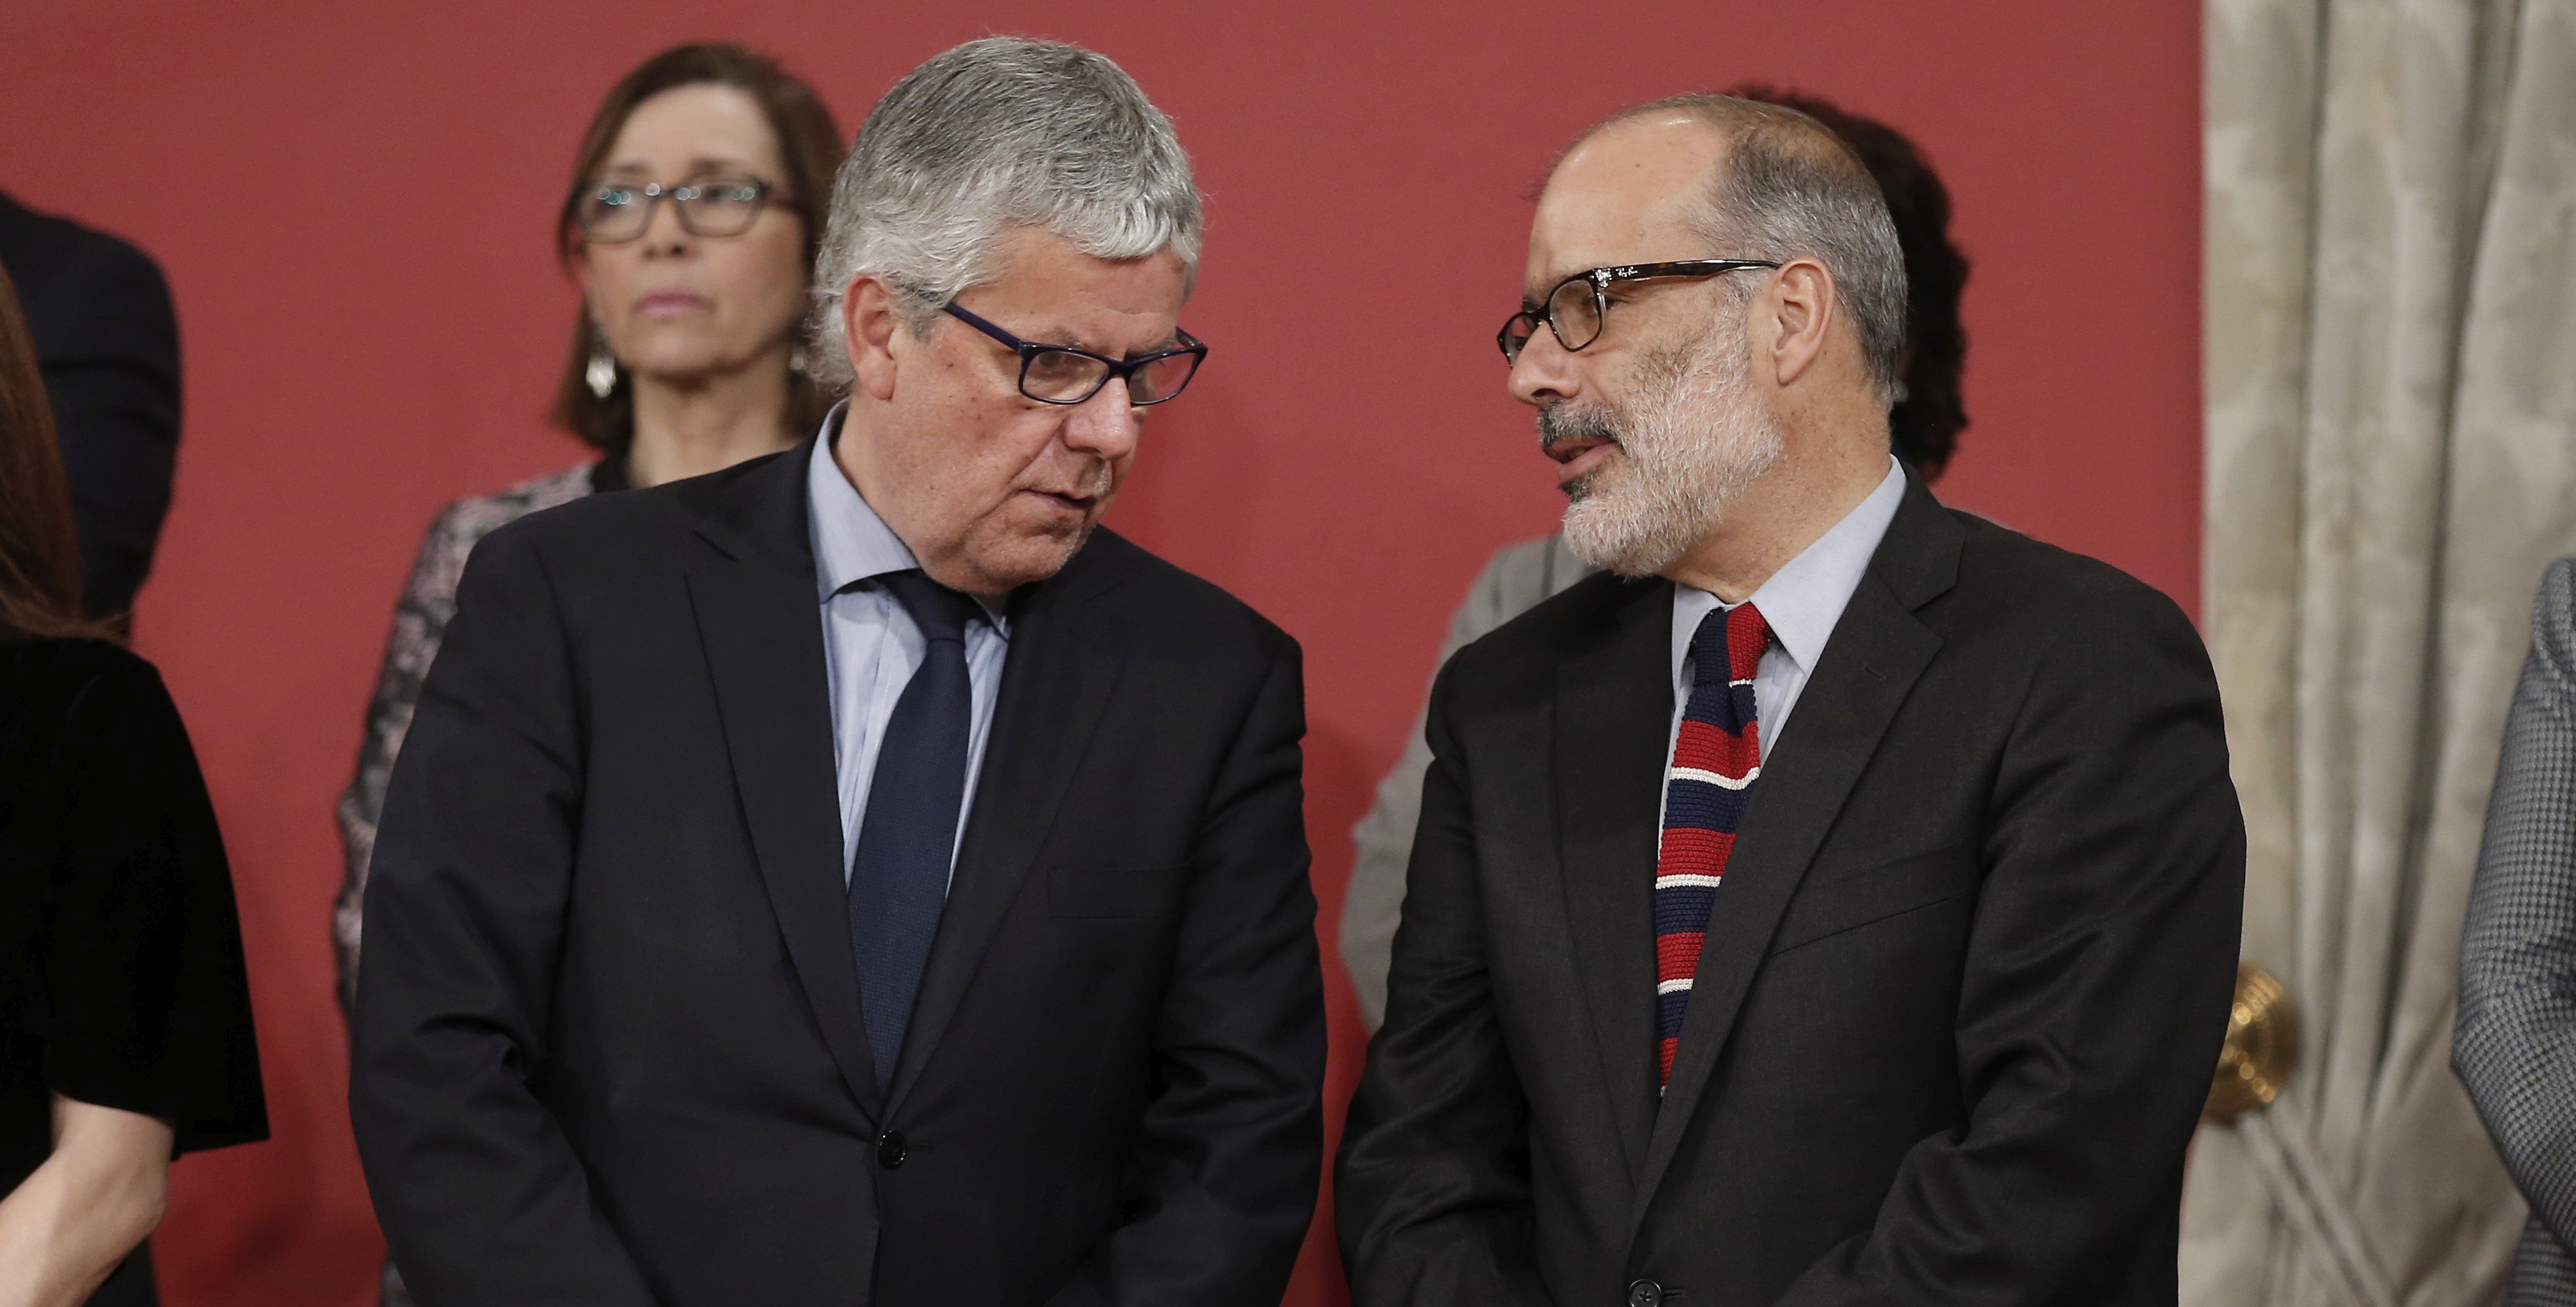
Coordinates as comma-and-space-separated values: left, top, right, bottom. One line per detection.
1435, 562, 1658, 703
1, 634, 168, 710
1939, 503, 2201, 635
0, 190, 162, 303
424, 461, 605, 550
1071, 525, 1296, 650
2536, 554, 2576, 645
449, 450, 742, 583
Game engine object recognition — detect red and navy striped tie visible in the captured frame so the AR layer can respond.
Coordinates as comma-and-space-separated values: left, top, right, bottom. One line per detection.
1654, 601, 1770, 1086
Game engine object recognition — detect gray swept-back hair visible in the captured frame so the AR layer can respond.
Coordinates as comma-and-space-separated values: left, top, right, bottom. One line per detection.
1576, 94, 1909, 403
808, 37, 1202, 389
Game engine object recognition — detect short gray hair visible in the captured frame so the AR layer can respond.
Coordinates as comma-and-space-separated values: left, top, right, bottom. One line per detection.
808, 37, 1202, 388
1581, 95, 1909, 402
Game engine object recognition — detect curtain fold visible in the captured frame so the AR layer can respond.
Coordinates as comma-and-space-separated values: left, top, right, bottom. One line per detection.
2189, 0, 2576, 1302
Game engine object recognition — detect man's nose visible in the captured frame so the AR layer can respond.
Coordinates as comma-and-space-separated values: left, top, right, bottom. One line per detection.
1062, 378, 1141, 459
1507, 327, 1579, 408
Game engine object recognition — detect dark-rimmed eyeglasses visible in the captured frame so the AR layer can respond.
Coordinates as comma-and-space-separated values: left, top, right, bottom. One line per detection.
942, 303, 1208, 406
577, 174, 784, 244
1497, 259, 1781, 363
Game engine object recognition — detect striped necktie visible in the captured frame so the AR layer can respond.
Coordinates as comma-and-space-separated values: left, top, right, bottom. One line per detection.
1654, 600, 1770, 1087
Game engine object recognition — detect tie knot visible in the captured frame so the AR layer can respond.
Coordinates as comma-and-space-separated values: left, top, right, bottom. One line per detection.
879, 570, 981, 645
1690, 600, 1772, 686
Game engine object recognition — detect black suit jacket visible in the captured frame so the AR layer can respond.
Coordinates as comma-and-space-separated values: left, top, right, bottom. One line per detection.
1337, 475, 2244, 1306
0, 189, 182, 622
352, 437, 1326, 1306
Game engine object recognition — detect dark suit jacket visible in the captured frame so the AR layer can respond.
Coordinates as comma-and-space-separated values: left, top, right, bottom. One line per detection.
1338, 475, 2244, 1306
352, 436, 1326, 1306
0, 189, 182, 622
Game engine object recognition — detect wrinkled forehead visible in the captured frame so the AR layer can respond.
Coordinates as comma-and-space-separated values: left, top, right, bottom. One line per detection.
1526, 115, 1728, 297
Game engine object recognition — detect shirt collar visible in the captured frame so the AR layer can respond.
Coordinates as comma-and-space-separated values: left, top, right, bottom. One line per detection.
806, 404, 922, 604
1671, 455, 1907, 677
805, 407, 1014, 634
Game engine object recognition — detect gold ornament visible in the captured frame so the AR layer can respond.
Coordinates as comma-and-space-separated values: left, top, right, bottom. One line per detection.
2204, 963, 2298, 1123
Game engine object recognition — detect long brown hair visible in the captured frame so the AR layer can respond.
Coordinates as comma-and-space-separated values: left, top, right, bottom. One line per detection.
0, 261, 102, 643
547, 43, 846, 454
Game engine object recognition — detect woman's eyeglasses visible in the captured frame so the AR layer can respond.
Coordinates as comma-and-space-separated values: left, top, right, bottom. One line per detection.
576, 175, 783, 244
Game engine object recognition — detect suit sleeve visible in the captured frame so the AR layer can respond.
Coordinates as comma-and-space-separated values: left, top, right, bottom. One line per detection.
349, 522, 657, 1306
1045, 631, 1328, 1307
35, 235, 181, 623
1335, 654, 1555, 1307
2455, 557, 2576, 1251
1768, 581, 2244, 1304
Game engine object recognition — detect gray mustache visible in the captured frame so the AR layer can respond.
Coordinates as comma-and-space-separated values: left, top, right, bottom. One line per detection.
1537, 402, 1620, 456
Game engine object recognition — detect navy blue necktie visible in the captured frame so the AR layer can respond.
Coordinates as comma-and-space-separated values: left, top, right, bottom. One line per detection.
849, 569, 981, 1083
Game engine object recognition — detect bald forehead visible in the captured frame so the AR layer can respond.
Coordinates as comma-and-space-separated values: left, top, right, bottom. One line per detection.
1527, 113, 1729, 296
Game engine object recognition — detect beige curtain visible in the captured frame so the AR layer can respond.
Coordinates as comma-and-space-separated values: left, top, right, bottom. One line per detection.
2187, 0, 2576, 1302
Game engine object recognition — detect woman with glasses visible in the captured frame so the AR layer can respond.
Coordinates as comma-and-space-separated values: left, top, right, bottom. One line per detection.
330, 42, 841, 1304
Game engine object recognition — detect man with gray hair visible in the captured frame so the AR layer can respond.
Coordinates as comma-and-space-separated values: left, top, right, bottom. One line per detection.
353, 37, 1324, 1306
1336, 96, 2244, 1304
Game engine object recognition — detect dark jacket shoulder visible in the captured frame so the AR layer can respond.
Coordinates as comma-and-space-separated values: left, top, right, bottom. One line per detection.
467, 446, 1295, 663
0, 190, 173, 336
1934, 508, 2199, 645
1435, 492, 2199, 703
1061, 527, 1298, 663
0, 635, 171, 716
456, 446, 778, 595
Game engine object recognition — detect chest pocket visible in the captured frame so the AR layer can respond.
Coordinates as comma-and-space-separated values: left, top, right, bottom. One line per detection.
1769, 842, 1975, 955
1047, 863, 1185, 920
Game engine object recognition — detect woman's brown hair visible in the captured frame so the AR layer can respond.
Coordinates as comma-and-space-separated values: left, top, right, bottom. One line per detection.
548, 43, 846, 454
0, 260, 104, 643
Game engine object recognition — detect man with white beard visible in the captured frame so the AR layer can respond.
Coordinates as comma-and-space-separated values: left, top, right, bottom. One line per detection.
1336, 96, 2246, 1307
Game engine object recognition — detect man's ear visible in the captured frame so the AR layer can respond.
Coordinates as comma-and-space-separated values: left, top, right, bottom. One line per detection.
1762, 256, 1838, 388
842, 277, 907, 402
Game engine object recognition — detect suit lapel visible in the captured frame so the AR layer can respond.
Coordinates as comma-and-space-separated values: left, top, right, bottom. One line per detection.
884, 534, 1132, 1108
1554, 576, 1674, 1183
1631, 475, 1962, 1225
684, 437, 885, 1121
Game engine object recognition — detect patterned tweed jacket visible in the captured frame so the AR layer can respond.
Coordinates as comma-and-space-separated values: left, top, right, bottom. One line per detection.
2457, 555, 2576, 1307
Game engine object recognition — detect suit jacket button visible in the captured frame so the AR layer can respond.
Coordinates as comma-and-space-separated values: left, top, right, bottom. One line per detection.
1626, 1279, 1663, 1307
876, 1131, 906, 1169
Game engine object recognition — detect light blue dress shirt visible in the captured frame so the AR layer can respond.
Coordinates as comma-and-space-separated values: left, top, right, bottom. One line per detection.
806, 411, 1012, 888
1667, 456, 1908, 767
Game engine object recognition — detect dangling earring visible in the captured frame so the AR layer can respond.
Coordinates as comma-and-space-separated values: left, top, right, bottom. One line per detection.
585, 328, 618, 400
787, 342, 810, 378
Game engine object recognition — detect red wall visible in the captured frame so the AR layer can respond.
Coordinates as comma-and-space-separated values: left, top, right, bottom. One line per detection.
0, 3, 2199, 1302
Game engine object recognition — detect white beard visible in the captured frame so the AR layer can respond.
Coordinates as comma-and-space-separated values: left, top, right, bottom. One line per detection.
1555, 322, 1783, 578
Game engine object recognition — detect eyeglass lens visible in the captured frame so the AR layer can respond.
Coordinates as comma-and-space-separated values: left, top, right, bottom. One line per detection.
1545, 277, 1605, 351
1500, 277, 1608, 363
1021, 348, 1202, 405
580, 179, 767, 243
